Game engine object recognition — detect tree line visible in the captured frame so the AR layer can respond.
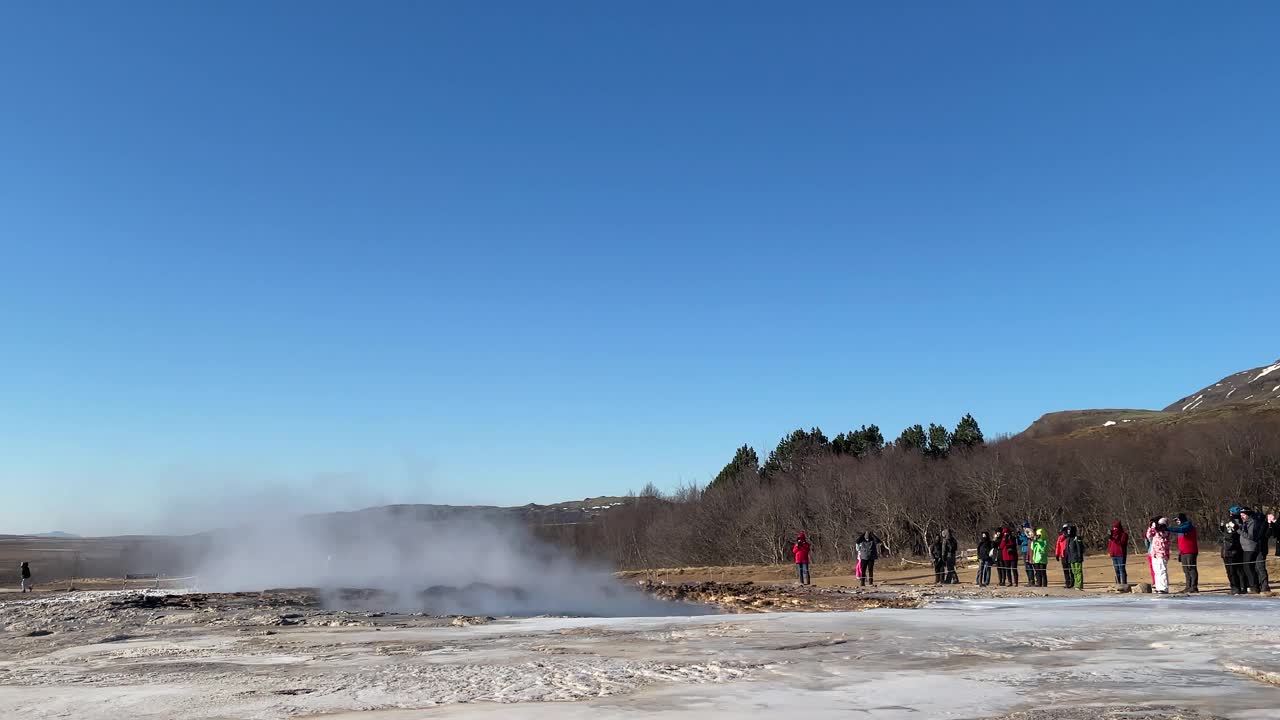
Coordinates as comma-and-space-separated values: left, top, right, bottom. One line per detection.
574, 411, 1280, 570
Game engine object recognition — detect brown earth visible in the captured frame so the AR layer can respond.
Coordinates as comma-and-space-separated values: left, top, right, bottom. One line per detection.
617, 553, 1280, 594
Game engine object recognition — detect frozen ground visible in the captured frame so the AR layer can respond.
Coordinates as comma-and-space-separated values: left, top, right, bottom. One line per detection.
2, 591, 1278, 719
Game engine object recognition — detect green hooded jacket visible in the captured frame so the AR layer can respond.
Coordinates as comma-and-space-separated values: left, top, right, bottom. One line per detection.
1031, 528, 1049, 563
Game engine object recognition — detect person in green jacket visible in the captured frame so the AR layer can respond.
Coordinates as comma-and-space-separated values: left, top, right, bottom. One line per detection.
1030, 528, 1049, 587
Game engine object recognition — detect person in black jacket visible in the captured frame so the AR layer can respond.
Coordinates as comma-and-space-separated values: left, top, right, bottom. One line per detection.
975, 531, 993, 587
1065, 526, 1085, 590
20, 562, 32, 593
1239, 509, 1268, 593
931, 529, 959, 584
1221, 520, 1245, 595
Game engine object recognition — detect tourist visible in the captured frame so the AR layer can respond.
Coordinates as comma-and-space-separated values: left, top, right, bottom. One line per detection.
1055, 524, 1072, 589
1107, 521, 1129, 585
1146, 518, 1171, 594
999, 525, 1019, 587
1238, 509, 1268, 593
976, 531, 993, 587
1167, 513, 1199, 593
1066, 525, 1085, 590
993, 527, 1003, 584
1031, 528, 1048, 587
1221, 520, 1245, 595
792, 532, 812, 585
855, 532, 882, 586
932, 529, 959, 584
1270, 513, 1280, 556
20, 562, 31, 593
1020, 521, 1035, 585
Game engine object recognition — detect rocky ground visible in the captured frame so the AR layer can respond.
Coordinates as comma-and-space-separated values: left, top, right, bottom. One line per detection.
3, 585, 1279, 719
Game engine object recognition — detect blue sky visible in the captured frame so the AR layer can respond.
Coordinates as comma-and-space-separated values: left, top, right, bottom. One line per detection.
2, 3, 1277, 535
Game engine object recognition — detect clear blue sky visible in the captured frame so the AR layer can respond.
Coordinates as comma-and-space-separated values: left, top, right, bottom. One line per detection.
2, 3, 1277, 535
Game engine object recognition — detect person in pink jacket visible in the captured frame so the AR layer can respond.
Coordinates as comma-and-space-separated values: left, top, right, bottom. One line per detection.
1146, 517, 1171, 594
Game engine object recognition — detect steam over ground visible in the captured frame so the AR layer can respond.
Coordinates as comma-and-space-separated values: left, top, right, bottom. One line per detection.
191, 509, 704, 617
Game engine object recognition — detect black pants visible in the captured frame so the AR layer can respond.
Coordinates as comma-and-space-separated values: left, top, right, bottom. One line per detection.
996, 562, 1008, 585
1241, 551, 1262, 592
944, 557, 959, 584
1061, 560, 1073, 588
1005, 559, 1019, 585
1179, 553, 1198, 592
861, 558, 876, 585
1257, 553, 1270, 592
933, 560, 946, 583
1031, 562, 1047, 587
1225, 557, 1245, 593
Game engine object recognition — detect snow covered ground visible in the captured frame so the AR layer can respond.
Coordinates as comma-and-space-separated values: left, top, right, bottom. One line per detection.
2, 594, 1278, 718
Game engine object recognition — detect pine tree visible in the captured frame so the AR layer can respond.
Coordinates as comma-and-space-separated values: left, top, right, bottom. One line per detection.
926, 423, 952, 458
761, 427, 830, 479
951, 413, 985, 450
833, 424, 885, 458
894, 424, 927, 452
709, 445, 760, 488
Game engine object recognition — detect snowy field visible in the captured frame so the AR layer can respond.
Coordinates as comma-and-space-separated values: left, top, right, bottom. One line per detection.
2, 593, 1278, 719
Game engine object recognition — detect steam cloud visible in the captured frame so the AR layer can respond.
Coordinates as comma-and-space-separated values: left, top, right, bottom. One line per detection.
190, 509, 708, 617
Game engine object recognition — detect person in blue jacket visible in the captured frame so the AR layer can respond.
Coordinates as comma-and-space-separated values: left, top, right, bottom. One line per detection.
1018, 521, 1034, 582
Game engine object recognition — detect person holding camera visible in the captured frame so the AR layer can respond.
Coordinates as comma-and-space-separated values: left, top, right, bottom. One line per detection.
1238, 509, 1268, 593
1221, 520, 1246, 594
1146, 518, 1171, 593
792, 532, 812, 585
1166, 513, 1199, 593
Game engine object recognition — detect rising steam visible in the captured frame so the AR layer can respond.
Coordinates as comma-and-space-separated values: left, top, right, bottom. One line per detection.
190, 508, 707, 617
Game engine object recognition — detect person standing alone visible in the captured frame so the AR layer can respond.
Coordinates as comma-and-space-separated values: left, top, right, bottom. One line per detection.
792, 533, 812, 585
20, 562, 32, 593
1167, 513, 1199, 593
1146, 518, 1171, 593
855, 532, 882, 586
932, 530, 959, 584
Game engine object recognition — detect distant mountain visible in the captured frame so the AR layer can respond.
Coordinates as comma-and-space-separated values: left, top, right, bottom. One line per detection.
1021, 357, 1280, 439
287, 496, 645, 535
1165, 359, 1280, 412
33, 531, 80, 539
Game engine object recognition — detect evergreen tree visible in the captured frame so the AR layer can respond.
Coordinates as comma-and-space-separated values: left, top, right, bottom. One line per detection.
951, 413, 985, 450
832, 424, 885, 458
709, 445, 760, 489
926, 423, 952, 458
894, 424, 927, 452
761, 427, 830, 479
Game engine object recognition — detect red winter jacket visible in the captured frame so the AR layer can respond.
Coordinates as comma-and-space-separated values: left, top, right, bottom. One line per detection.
1055, 533, 1069, 560
1107, 524, 1129, 557
998, 529, 1018, 562
1167, 519, 1199, 555
792, 536, 811, 564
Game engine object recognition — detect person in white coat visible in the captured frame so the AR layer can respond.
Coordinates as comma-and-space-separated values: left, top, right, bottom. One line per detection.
1146, 518, 1171, 593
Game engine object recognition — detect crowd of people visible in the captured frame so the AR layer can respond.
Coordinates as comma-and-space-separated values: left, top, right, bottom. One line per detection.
788, 506, 1280, 595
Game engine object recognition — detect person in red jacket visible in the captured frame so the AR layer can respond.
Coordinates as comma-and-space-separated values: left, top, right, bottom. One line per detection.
792, 532, 812, 585
1107, 521, 1130, 585
1167, 513, 1199, 592
998, 526, 1019, 587
1054, 525, 1071, 588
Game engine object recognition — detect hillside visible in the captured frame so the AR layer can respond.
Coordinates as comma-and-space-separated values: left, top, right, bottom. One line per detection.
1164, 359, 1280, 412
1021, 357, 1280, 439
